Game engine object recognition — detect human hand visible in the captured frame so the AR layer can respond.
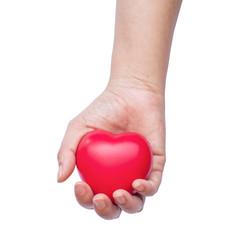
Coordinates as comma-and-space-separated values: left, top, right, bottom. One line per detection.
57, 79, 166, 220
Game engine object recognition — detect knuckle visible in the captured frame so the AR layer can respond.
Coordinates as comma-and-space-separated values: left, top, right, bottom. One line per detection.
149, 185, 157, 195
146, 182, 159, 196
67, 119, 76, 129
67, 115, 86, 130
151, 185, 159, 196
152, 155, 166, 172
151, 189, 158, 196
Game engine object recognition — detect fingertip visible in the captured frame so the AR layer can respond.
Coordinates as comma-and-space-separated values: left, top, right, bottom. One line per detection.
93, 194, 121, 220
75, 182, 87, 197
132, 179, 145, 192
93, 194, 108, 211
113, 189, 144, 214
75, 182, 94, 209
133, 179, 158, 196
113, 190, 127, 205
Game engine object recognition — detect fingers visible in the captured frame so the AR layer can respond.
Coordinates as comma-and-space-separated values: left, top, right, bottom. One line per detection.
57, 118, 93, 182
132, 176, 161, 196
75, 182, 121, 220
93, 194, 121, 220
133, 154, 165, 196
75, 183, 144, 218
113, 190, 144, 214
74, 154, 165, 219
74, 182, 94, 209
75, 185, 145, 217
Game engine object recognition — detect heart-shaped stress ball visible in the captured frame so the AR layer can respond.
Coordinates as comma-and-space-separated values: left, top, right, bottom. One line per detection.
76, 130, 153, 203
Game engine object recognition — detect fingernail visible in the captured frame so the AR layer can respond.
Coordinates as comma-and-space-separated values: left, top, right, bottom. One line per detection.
94, 199, 106, 210
57, 165, 62, 182
76, 185, 86, 196
135, 184, 144, 192
115, 196, 126, 205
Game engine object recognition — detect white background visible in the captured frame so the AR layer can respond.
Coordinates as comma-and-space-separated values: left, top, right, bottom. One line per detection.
0, 0, 239, 239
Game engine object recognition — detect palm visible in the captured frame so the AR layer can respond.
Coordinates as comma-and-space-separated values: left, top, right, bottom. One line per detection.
80, 87, 165, 157
58, 86, 166, 219
79, 86, 166, 190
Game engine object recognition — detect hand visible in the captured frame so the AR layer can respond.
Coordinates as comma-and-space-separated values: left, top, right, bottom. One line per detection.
57, 79, 166, 220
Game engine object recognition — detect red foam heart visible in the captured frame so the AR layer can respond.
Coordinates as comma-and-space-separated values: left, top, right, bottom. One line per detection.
76, 130, 153, 203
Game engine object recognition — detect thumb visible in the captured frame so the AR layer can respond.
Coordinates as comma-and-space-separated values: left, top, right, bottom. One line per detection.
57, 118, 93, 182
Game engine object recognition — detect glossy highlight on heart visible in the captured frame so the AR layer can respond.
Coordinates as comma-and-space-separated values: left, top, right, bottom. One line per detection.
76, 130, 153, 203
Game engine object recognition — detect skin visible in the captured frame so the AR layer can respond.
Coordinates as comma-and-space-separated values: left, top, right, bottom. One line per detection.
57, 0, 182, 220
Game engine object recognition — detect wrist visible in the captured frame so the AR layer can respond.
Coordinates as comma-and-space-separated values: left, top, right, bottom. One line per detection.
108, 70, 166, 97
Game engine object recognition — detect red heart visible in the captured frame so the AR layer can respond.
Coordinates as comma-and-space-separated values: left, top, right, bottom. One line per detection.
76, 130, 153, 203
